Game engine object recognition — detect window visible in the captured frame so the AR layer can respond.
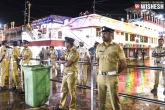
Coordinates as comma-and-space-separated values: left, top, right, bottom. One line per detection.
140, 36, 143, 42
144, 36, 148, 43
96, 28, 101, 37
58, 31, 62, 39
130, 34, 135, 41
125, 33, 128, 41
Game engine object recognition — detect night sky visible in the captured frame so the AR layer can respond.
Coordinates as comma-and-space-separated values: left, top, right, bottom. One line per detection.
0, 0, 164, 27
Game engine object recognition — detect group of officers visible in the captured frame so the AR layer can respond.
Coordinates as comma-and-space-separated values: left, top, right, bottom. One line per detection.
0, 39, 32, 94
1, 25, 164, 110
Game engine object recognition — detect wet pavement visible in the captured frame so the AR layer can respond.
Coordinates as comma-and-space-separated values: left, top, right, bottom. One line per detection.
1, 58, 165, 110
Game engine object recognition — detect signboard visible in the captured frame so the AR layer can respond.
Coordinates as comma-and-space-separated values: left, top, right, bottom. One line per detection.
31, 15, 71, 26
134, 1, 164, 9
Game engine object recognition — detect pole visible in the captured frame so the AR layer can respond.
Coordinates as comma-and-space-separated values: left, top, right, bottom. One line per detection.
93, 0, 95, 14
24, 0, 27, 25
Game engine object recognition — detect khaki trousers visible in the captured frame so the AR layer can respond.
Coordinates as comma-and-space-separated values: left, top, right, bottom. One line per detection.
97, 74, 122, 110
77, 64, 88, 85
154, 63, 165, 88
0, 60, 7, 87
59, 72, 77, 110
11, 61, 20, 89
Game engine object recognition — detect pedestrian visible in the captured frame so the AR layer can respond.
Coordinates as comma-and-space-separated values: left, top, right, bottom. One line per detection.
88, 41, 100, 88
0, 40, 8, 91
55, 37, 79, 110
18, 40, 32, 94
77, 42, 90, 86
134, 49, 139, 59
96, 26, 127, 110
141, 49, 146, 61
11, 41, 21, 92
150, 37, 165, 95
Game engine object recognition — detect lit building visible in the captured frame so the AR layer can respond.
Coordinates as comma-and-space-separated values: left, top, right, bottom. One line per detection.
0, 7, 164, 59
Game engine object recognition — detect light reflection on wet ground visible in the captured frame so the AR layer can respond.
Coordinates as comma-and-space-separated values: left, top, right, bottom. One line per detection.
1, 58, 165, 110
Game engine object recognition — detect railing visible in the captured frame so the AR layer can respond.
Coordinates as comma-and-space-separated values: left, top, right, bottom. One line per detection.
67, 29, 90, 48
7, 58, 165, 109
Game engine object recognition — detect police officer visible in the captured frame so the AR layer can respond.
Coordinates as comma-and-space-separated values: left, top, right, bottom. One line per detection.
11, 41, 21, 91
96, 26, 126, 110
19, 40, 32, 94
77, 42, 90, 86
0, 40, 8, 90
49, 46, 58, 90
151, 37, 165, 95
55, 37, 79, 110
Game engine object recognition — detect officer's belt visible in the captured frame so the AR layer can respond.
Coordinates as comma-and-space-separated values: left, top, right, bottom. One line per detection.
63, 72, 74, 75
99, 70, 117, 75
157, 61, 160, 63
11, 61, 17, 63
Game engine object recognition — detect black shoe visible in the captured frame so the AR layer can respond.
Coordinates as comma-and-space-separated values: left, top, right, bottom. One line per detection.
10, 87, 16, 91
0, 86, 8, 91
19, 91, 25, 94
151, 88, 157, 93
163, 90, 165, 95
55, 108, 64, 110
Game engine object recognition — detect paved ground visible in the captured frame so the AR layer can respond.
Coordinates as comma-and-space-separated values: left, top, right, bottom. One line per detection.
1, 58, 165, 110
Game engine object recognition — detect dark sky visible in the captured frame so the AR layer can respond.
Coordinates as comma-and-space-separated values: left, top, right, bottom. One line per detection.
0, 0, 164, 27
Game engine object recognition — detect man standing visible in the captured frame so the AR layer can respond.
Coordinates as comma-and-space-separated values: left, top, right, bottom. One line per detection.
55, 37, 79, 110
19, 40, 32, 94
11, 41, 20, 91
88, 41, 99, 60
0, 40, 8, 90
77, 42, 90, 86
150, 37, 165, 95
96, 26, 126, 110
141, 49, 146, 61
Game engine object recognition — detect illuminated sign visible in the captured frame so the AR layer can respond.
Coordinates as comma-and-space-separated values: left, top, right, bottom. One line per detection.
134, 1, 164, 9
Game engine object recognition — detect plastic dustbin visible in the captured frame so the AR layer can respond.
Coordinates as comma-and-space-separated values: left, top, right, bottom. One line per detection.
22, 65, 51, 107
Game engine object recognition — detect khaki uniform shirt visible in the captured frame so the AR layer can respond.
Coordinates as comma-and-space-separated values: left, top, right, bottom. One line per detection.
96, 41, 125, 72
0, 46, 7, 60
11, 47, 20, 61
61, 47, 79, 73
152, 46, 165, 64
21, 47, 32, 64
49, 50, 57, 59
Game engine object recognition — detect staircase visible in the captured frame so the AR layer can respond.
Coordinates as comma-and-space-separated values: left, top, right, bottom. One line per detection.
22, 26, 38, 41
66, 29, 90, 49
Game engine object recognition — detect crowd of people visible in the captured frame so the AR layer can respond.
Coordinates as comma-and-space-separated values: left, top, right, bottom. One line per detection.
1, 26, 164, 110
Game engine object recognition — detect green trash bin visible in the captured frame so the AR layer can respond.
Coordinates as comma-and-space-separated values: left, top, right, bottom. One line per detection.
22, 65, 51, 107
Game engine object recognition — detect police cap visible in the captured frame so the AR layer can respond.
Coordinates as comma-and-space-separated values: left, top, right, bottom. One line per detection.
1, 40, 7, 44
102, 26, 114, 33
23, 40, 29, 44
65, 37, 75, 44
12, 41, 18, 45
79, 42, 84, 44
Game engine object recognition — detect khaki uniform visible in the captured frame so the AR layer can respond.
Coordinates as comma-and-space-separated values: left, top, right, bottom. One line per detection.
0, 46, 7, 87
96, 41, 125, 110
152, 46, 165, 88
21, 47, 32, 90
59, 46, 79, 110
77, 47, 90, 86
49, 49, 58, 89
11, 47, 20, 89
